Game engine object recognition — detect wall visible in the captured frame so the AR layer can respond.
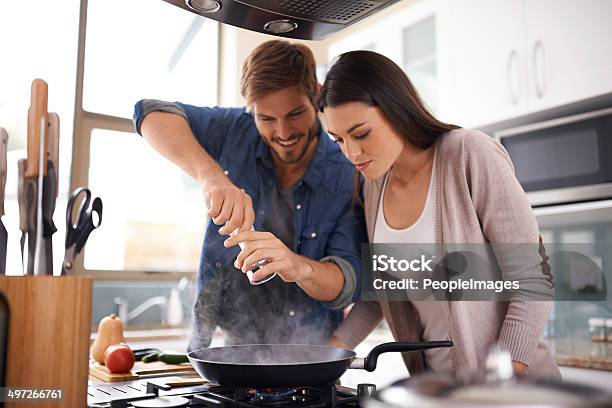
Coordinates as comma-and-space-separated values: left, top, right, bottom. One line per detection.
218, 26, 327, 106
217, 0, 421, 106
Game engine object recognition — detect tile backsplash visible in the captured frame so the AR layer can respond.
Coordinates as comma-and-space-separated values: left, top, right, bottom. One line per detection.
541, 219, 612, 340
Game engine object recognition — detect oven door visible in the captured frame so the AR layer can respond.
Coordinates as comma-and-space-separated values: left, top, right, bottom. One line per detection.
496, 107, 612, 207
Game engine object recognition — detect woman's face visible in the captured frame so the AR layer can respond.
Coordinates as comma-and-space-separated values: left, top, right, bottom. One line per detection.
324, 102, 404, 179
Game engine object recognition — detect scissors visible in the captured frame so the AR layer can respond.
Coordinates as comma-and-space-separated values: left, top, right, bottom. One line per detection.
61, 187, 103, 275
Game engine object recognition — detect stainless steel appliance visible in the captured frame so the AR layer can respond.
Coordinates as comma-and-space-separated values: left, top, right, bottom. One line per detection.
495, 107, 612, 207
161, 0, 402, 40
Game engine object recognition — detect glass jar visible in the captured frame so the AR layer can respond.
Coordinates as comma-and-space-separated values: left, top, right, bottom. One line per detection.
588, 317, 606, 342
606, 319, 612, 343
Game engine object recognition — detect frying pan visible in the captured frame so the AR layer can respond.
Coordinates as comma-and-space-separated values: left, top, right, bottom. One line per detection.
187, 341, 453, 387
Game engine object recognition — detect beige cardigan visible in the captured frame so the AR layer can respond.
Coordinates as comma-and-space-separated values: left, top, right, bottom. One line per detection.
334, 128, 561, 378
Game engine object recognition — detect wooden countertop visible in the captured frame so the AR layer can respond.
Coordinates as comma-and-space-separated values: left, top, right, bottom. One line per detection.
547, 338, 612, 371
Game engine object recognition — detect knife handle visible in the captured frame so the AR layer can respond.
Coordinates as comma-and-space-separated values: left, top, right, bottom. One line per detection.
18, 159, 28, 231
0, 128, 7, 217
47, 113, 60, 198
26, 79, 48, 178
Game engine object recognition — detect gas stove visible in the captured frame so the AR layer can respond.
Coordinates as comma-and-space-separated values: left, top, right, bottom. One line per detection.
88, 378, 375, 408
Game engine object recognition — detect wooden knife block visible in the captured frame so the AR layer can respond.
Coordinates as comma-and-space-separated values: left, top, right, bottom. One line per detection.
0, 276, 92, 408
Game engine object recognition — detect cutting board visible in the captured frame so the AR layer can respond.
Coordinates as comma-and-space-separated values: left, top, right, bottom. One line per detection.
89, 360, 197, 383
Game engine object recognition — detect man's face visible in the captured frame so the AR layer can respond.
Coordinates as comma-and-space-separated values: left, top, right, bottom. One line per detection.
252, 86, 318, 165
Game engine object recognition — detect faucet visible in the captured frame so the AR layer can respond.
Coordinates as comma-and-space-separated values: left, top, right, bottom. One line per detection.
113, 278, 189, 327
114, 295, 167, 326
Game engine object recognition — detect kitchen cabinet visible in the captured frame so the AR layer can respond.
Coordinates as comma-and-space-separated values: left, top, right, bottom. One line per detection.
326, 0, 445, 117
438, 0, 612, 128
326, 0, 612, 129
436, 0, 527, 127
524, 0, 612, 113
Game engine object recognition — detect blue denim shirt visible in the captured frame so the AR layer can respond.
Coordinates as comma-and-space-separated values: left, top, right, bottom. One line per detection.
133, 100, 366, 348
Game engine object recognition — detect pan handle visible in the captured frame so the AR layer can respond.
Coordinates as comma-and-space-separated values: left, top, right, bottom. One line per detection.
354, 341, 453, 372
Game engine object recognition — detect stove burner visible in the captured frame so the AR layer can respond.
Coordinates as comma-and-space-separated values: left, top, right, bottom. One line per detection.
247, 387, 299, 403
89, 380, 364, 408
130, 396, 189, 408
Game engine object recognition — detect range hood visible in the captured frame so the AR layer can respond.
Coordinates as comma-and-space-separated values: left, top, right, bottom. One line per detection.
162, 0, 403, 40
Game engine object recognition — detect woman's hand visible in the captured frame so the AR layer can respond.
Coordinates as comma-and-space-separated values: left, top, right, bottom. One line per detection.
512, 360, 528, 374
224, 230, 311, 283
327, 335, 350, 349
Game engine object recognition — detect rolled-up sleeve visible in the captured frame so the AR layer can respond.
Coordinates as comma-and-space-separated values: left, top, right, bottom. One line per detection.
320, 256, 356, 310
320, 196, 367, 310
133, 99, 189, 135
132, 99, 247, 162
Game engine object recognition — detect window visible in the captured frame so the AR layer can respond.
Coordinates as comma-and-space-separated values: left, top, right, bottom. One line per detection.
83, 0, 219, 118
0, 0, 79, 275
86, 129, 205, 272
75, 0, 219, 276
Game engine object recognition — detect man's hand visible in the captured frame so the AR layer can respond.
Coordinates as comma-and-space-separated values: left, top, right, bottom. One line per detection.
224, 230, 312, 283
206, 177, 255, 235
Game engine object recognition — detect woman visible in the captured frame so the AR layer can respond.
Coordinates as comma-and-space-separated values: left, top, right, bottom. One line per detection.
318, 51, 560, 378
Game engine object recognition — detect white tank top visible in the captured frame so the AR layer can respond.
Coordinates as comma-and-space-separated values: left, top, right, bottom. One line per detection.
373, 154, 452, 373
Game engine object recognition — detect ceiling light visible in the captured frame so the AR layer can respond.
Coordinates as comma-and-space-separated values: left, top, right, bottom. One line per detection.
185, 0, 221, 14
264, 20, 298, 34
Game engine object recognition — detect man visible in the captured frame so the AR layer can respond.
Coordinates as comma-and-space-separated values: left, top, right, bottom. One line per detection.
133, 40, 365, 351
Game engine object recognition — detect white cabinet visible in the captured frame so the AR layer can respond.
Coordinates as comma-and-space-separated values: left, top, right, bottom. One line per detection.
524, 0, 612, 112
436, 0, 528, 127
438, 0, 612, 127
326, 0, 612, 129
326, 0, 445, 117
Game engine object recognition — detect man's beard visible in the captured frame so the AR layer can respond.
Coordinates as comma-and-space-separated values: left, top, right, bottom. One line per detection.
270, 124, 318, 165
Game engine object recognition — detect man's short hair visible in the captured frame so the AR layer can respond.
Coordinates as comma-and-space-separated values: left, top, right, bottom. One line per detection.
240, 40, 319, 106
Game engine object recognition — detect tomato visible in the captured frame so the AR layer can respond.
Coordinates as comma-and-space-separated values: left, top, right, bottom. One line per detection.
104, 344, 135, 373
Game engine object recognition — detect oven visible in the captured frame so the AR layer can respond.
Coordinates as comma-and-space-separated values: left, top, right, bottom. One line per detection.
495, 107, 612, 207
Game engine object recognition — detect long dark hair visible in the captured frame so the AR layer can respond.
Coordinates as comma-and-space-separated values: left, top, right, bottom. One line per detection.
317, 50, 459, 202
318, 50, 458, 148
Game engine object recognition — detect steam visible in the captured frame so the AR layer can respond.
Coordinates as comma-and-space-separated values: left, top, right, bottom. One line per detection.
190, 344, 353, 365
188, 260, 339, 360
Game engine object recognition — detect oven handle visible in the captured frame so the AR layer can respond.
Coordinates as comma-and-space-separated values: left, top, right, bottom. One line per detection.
533, 199, 612, 228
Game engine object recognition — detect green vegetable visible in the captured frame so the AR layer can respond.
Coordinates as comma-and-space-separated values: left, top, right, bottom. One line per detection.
158, 353, 189, 364
141, 352, 160, 363
133, 348, 160, 355
133, 348, 161, 361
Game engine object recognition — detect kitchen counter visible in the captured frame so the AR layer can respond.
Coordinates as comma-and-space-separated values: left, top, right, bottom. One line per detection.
88, 329, 221, 385
88, 329, 612, 389
548, 338, 612, 371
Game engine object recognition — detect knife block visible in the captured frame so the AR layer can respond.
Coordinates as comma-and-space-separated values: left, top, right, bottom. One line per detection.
0, 276, 92, 408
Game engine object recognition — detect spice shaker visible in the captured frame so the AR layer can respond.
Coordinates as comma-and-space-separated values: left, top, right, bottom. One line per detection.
232, 227, 277, 285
